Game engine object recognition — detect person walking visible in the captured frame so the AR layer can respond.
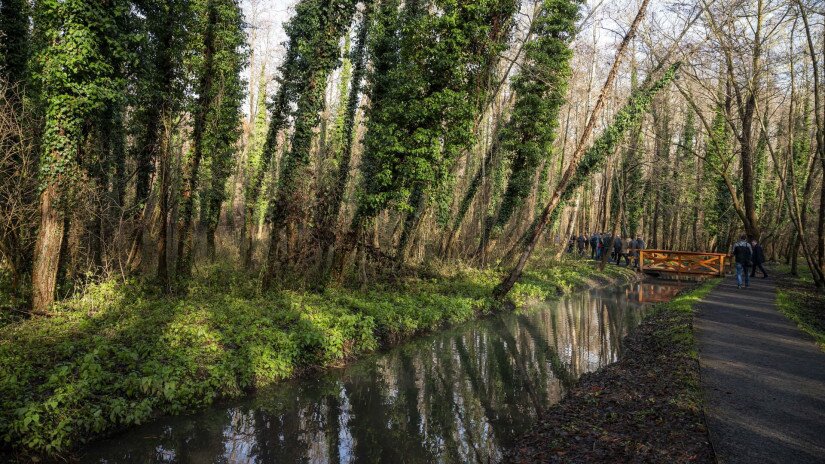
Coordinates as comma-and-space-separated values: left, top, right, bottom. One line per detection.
750, 238, 768, 278
732, 234, 753, 289
613, 235, 623, 265
623, 236, 633, 266
632, 236, 646, 269
589, 233, 598, 259
577, 234, 586, 255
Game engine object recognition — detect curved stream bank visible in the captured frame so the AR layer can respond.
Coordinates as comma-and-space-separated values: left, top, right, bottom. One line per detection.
83, 280, 687, 463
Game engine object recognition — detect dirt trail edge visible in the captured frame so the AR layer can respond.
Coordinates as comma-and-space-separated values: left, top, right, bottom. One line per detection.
695, 275, 825, 464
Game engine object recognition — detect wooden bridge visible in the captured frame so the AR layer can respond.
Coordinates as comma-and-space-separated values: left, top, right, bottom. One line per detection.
638, 249, 729, 278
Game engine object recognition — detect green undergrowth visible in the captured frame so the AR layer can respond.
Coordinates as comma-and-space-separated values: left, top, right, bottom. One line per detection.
648, 279, 719, 361
775, 266, 825, 351
0, 256, 634, 457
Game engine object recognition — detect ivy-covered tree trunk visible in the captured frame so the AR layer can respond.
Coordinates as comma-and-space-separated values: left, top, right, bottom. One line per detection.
262, 0, 358, 287
443, 113, 504, 256
149, 0, 188, 288
239, 66, 270, 266
127, 0, 188, 274
126, 103, 160, 271
242, 70, 290, 268
201, 0, 245, 263
317, 3, 371, 275
475, 0, 579, 260
395, 185, 427, 265
340, 0, 521, 274
176, 0, 217, 276
31, 0, 127, 312
264, 69, 328, 285
650, 98, 671, 249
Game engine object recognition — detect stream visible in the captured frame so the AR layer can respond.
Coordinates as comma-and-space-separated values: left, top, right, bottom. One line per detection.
83, 280, 688, 463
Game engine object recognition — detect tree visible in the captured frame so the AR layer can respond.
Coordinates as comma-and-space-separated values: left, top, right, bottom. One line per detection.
316, 2, 373, 276
701, 0, 771, 240
177, 0, 246, 274
30, 0, 130, 312
476, 0, 580, 261
341, 0, 521, 271
262, 0, 358, 287
126, 0, 190, 282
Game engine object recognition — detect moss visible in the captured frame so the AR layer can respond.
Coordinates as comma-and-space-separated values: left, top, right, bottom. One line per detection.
0, 255, 634, 457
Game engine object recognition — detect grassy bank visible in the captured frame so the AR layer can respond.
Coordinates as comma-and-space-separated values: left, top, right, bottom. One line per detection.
0, 256, 634, 458
507, 279, 719, 463
775, 267, 825, 351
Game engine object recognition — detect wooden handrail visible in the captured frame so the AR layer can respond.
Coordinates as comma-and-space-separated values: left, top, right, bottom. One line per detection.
637, 249, 727, 257
638, 249, 728, 277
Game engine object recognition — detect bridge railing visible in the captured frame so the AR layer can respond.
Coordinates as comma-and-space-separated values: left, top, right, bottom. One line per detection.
638, 249, 729, 277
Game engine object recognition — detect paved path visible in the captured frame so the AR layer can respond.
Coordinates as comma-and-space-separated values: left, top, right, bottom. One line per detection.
695, 275, 825, 464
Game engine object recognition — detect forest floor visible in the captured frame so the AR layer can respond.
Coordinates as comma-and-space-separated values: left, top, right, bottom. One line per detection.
0, 254, 636, 459
506, 280, 718, 464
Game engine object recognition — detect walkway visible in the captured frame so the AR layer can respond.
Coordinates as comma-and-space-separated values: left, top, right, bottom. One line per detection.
695, 275, 825, 464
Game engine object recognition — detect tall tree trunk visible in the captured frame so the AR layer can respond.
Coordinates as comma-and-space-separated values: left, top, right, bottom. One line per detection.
443, 110, 508, 255
243, 83, 289, 268
396, 186, 427, 266
177, 1, 217, 276
127, 109, 160, 272
156, 120, 172, 288
794, 0, 825, 275
31, 184, 63, 312
318, 4, 372, 274
264, 71, 326, 287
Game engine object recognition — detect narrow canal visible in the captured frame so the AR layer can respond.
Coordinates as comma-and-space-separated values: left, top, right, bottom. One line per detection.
83, 280, 687, 463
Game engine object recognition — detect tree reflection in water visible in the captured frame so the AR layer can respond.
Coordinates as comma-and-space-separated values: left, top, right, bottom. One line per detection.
85, 281, 687, 463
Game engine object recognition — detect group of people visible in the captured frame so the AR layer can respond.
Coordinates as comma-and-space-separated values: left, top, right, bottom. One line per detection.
567, 233, 646, 268
566, 231, 769, 286
732, 235, 768, 289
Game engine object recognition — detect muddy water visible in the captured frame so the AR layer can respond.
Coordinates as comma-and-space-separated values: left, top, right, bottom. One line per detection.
83, 281, 687, 463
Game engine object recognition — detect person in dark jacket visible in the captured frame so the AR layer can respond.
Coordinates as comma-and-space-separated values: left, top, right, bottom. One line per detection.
632, 236, 645, 268
577, 234, 586, 255
732, 234, 753, 289
590, 233, 598, 259
613, 236, 623, 264
596, 233, 605, 260
623, 237, 633, 266
750, 239, 768, 278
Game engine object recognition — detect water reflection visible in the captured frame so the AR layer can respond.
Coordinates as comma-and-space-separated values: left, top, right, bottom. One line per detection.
84, 281, 686, 463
